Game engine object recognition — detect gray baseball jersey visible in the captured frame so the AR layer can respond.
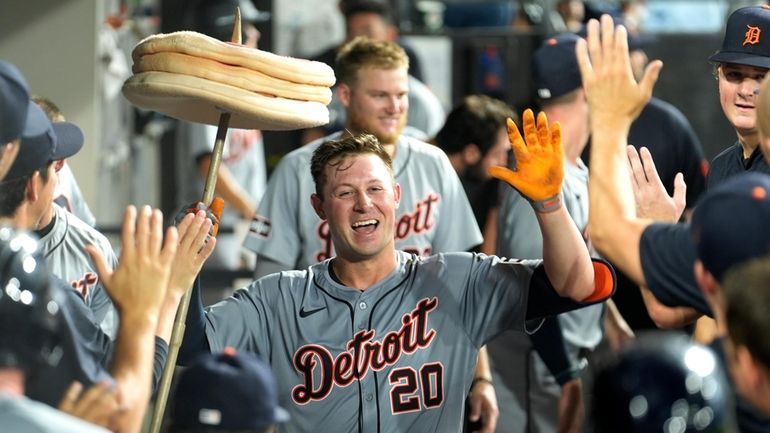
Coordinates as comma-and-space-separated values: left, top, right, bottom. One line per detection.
176, 121, 267, 269
38, 203, 118, 339
0, 394, 110, 433
202, 251, 537, 433
491, 159, 603, 433
244, 132, 483, 267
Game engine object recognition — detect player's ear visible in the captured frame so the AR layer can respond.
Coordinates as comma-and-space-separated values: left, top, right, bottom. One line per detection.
337, 83, 352, 109
462, 143, 481, 165
694, 260, 718, 296
25, 171, 40, 202
311, 193, 326, 220
393, 182, 401, 208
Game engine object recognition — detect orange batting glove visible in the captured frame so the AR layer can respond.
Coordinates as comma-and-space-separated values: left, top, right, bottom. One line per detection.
488, 109, 564, 213
174, 197, 225, 237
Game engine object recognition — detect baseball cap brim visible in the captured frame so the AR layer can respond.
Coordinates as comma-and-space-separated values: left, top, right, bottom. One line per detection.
709, 51, 770, 69
51, 121, 84, 160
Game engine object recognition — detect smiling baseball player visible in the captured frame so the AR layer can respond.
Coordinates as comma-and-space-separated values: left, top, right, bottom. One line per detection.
179, 113, 615, 433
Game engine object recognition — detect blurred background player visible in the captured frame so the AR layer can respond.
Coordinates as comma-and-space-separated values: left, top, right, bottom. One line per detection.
433, 93, 515, 255
490, 33, 632, 433
304, 0, 445, 144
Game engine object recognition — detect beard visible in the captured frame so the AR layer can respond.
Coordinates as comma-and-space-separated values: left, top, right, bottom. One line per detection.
346, 110, 407, 145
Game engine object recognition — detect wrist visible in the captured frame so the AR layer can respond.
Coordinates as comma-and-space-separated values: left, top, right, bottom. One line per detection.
530, 192, 563, 213
471, 377, 493, 388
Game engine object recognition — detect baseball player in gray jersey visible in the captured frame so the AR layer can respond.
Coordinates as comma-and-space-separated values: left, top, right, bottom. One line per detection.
244, 36, 489, 429
33, 96, 97, 227
181, 128, 616, 433
30, 99, 119, 339
490, 33, 609, 433
38, 203, 119, 338
245, 36, 481, 279
245, 130, 481, 270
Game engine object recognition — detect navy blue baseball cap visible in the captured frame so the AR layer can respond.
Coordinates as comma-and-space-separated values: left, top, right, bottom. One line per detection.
0, 60, 32, 145
532, 33, 583, 101
690, 172, 770, 281
3, 103, 84, 181
171, 349, 289, 431
709, 5, 770, 69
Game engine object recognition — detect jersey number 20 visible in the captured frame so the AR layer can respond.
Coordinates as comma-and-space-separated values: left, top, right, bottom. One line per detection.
388, 363, 444, 414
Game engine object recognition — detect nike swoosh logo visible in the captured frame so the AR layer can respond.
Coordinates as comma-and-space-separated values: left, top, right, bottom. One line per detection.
299, 306, 326, 318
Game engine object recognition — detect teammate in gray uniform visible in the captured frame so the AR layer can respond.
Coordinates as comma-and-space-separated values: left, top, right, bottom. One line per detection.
246, 36, 481, 277
33, 96, 97, 227
182, 130, 616, 433
29, 99, 119, 339
491, 33, 609, 433
0, 59, 219, 432
244, 37, 493, 428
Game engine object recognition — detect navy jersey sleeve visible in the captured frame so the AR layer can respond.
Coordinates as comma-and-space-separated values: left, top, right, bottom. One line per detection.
639, 223, 712, 316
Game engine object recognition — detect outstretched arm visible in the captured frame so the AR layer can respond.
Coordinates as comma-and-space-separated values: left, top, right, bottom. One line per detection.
576, 15, 663, 288
88, 206, 178, 433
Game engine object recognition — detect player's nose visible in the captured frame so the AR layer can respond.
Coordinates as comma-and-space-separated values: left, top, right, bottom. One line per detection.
353, 190, 373, 210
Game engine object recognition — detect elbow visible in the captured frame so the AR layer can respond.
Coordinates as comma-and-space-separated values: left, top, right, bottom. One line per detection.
588, 216, 612, 258
644, 299, 701, 329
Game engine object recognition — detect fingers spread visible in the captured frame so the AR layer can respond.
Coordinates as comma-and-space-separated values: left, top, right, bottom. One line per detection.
149, 208, 164, 255
506, 117, 529, 163
120, 206, 137, 259
639, 147, 660, 185
522, 109, 539, 151
626, 145, 645, 185
135, 205, 151, 257
536, 111, 550, 151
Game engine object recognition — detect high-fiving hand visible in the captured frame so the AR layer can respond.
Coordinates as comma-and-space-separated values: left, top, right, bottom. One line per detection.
488, 109, 564, 212
575, 15, 663, 131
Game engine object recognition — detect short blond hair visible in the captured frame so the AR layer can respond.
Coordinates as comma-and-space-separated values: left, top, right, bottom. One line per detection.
335, 36, 409, 86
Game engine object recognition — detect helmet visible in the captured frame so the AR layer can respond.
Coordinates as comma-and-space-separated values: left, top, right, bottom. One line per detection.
0, 227, 61, 371
593, 331, 734, 433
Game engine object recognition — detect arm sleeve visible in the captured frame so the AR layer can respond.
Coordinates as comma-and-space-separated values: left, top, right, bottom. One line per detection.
529, 318, 579, 386
151, 337, 169, 393
639, 223, 712, 316
525, 264, 614, 320
178, 278, 210, 365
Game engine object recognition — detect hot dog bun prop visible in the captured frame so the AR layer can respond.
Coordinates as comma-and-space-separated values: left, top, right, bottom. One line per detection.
123, 12, 335, 433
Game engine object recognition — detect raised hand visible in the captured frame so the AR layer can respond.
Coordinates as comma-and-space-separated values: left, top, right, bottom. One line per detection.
627, 146, 686, 221
488, 109, 564, 212
167, 210, 217, 299
87, 205, 178, 324
576, 15, 663, 130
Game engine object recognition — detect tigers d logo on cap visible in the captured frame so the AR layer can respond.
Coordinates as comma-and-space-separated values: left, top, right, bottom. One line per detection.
709, 5, 770, 69
744, 25, 762, 46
